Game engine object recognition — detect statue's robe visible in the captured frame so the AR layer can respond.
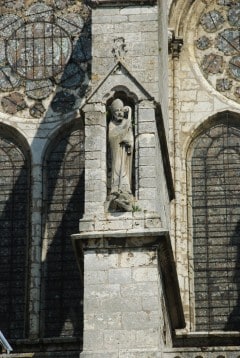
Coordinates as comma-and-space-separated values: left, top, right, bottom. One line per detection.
109, 113, 133, 194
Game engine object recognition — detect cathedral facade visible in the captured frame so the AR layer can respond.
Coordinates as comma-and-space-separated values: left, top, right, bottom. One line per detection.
0, 0, 240, 357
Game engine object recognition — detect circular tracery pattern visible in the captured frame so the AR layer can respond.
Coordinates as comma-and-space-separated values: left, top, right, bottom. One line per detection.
26, 3, 53, 22
200, 10, 224, 32
7, 22, 72, 80
26, 79, 53, 99
0, 67, 21, 91
195, 0, 240, 103
56, 14, 84, 36
228, 4, 240, 27
0, 14, 24, 38
229, 55, 240, 80
0, 1, 91, 118
217, 28, 240, 54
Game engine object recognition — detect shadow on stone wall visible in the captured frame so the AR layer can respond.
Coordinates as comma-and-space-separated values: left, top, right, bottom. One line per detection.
0, 139, 30, 339
42, 125, 85, 339
0, 7, 91, 354
34, 15, 91, 343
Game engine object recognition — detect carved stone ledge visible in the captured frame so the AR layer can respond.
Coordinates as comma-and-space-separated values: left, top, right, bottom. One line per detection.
76, 211, 162, 233
87, 0, 157, 7
173, 331, 240, 348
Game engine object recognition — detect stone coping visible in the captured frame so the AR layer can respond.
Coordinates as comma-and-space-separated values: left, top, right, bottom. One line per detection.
173, 330, 240, 347
0, 355, 34, 358
77, 211, 164, 233
5, 337, 82, 356
72, 227, 168, 240
176, 330, 240, 337
164, 348, 240, 358
87, 0, 157, 7
81, 350, 159, 358
0, 353, 80, 358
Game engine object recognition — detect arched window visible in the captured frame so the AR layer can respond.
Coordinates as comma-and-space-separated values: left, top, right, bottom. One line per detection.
0, 129, 30, 339
41, 121, 85, 338
190, 116, 240, 331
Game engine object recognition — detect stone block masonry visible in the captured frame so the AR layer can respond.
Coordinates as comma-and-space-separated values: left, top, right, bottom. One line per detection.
72, 231, 185, 358
73, 2, 181, 357
91, 5, 159, 100
80, 243, 165, 358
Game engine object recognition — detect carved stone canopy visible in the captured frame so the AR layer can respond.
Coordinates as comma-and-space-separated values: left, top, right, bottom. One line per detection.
85, 61, 155, 105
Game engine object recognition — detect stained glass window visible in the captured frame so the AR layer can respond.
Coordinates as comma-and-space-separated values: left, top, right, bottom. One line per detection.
42, 122, 84, 338
0, 133, 29, 339
191, 119, 240, 331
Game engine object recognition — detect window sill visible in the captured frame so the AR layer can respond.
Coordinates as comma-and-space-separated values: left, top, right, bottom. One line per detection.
174, 330, 240, 347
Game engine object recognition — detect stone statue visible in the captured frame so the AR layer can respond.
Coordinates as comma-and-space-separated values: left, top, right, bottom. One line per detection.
108, 98, 134, 211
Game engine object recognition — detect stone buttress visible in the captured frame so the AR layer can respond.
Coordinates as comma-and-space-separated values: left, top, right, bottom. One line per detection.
72, 1, 185, 357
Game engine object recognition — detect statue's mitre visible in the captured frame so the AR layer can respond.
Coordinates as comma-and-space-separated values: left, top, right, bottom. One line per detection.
110, 99, 124, 111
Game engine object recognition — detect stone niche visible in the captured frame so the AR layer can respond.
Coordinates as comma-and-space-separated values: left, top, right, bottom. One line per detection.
78, 61, 174, 233
106, 95, 135, 213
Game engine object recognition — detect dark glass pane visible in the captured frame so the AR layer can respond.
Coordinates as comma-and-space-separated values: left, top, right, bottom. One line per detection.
42, 125, 84, 338
192, 123, 240, 331
0, 139, 29, 339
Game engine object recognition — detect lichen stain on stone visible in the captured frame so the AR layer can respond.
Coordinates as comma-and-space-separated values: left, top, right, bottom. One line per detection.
147, 251, 157, 264
92, 74, 101, 82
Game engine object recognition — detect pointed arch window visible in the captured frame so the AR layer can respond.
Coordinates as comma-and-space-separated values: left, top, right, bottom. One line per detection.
42, 121, 85, 338
190, 116, 240, 331
0, 131, 30, 339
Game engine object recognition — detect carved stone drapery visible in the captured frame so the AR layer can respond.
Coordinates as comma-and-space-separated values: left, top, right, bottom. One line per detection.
108, 98, 134, 212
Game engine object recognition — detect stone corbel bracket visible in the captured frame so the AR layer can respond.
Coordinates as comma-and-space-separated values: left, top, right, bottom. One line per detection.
168, 29, 184, 59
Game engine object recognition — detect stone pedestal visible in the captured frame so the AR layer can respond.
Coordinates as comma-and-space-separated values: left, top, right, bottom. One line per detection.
72, 217, 185, 358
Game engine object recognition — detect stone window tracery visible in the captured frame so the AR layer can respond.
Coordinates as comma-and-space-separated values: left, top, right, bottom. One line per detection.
195, 0, 240, 103
190, 115, 240, 331
0, 1, 91, 119
0, 131, 30, 339
41, 122, 84, 338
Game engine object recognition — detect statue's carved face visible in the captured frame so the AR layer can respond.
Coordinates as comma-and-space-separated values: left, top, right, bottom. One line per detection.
112, 107, 124, 122
111, 99, 124, 122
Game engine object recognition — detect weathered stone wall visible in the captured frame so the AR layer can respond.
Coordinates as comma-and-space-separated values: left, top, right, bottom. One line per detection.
78, 0, 172, 228
79, 240, 167, 358
158, 0, 170, 133
137, 101, 171, 224
91, 5, 159, 99
72, 226, 185, 357
76, 2, 177, 357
